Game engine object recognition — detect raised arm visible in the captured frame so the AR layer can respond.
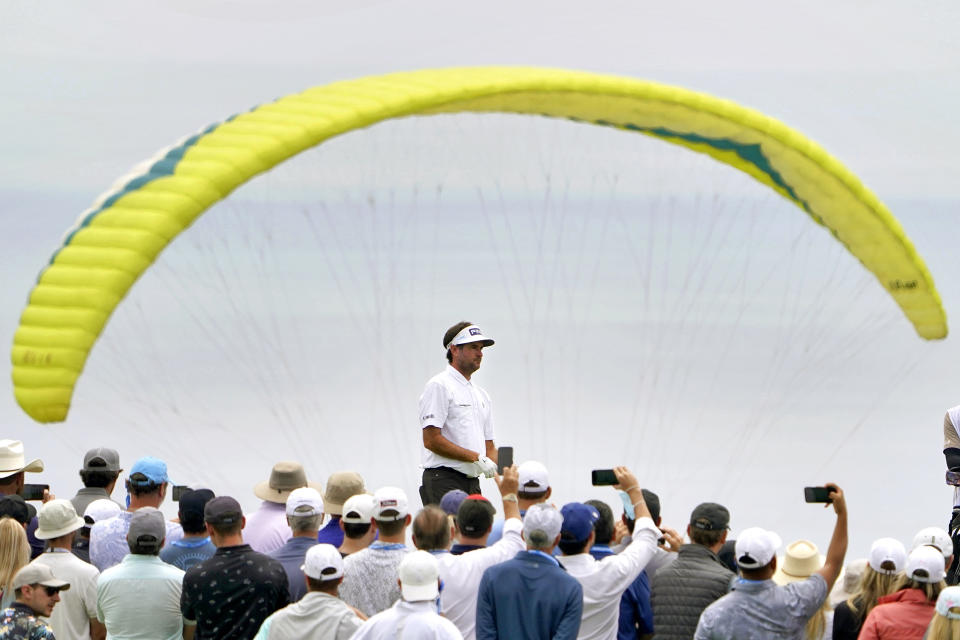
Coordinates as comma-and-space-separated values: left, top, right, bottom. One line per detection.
814, 483, 848, 591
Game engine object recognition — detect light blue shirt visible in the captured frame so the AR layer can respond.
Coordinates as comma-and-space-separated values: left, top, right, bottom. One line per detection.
159, 536, 216, 571
97, 553, 186, 640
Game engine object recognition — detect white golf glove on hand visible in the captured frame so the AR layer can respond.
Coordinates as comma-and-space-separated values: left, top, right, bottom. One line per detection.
475, 455, 498, 479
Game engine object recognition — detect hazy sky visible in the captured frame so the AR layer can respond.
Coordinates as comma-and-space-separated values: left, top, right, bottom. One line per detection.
2, 1, 959, 557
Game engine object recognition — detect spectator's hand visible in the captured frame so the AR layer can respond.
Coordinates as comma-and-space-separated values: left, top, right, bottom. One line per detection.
476, 455, 498, 479
824, 483, 845, 516
659, 526, 683, 552
495, 464, 519, 496
611, 466, 638, 493
42, 488, 55, 503
613, 520, 629, 545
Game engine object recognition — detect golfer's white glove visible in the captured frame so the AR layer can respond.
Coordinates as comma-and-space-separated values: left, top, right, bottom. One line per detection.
475, 455, 498, 479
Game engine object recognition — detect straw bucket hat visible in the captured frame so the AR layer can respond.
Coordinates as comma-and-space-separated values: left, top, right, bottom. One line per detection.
773, 539, 826, 585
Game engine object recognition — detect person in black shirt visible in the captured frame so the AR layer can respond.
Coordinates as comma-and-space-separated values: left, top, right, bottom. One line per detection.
180, 496, 289, 640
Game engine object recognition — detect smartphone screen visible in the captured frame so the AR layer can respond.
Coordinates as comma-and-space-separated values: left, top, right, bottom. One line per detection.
19, 484, 49, 501
172, 485, 192, 502
497, 447, 513, 474
803, 486, 833, 503
591, 469, 618, 486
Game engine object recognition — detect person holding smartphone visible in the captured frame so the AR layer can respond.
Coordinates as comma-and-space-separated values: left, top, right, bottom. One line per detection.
418, 322, 499, 505
694, 484, 848, 639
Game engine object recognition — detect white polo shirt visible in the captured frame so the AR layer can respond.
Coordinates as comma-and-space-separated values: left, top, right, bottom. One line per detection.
436, 517, 525, 640
31, 550, 99, 640
419, 365, 495, 475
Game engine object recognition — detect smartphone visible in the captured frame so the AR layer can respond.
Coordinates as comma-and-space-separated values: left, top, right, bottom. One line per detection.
497, 447, 513, 474
172, 485, 192, 501
591, 469, 618, 486
804, 486, 834, 503
19, 484, 49, 501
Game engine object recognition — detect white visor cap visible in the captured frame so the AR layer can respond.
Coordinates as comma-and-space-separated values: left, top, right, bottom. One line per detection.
445, 325, 494, 350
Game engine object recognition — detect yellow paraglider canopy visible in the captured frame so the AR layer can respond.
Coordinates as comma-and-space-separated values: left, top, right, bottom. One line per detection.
11, 67, 948, 423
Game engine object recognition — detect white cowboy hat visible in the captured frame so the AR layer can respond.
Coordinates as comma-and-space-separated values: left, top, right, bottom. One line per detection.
0, 440, 43, 479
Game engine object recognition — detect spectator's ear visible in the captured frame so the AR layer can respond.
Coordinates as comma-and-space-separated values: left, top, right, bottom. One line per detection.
544, 488, 552, 501
720, 530, 728, 544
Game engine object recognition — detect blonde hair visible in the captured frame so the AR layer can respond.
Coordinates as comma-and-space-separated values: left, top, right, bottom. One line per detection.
893, 574, 946, 602
805, 599, 829, 640
846, 565, 902, 619
926, 612, 960, 640
0, 518, 30, 596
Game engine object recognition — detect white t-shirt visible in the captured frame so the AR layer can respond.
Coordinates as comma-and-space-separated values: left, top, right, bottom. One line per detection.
31, 550, 99, 640
419, 366, 494, 474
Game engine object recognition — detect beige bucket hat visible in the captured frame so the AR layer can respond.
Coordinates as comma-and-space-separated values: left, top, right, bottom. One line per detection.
0, 440, 44, 479
254, 461, 322, 504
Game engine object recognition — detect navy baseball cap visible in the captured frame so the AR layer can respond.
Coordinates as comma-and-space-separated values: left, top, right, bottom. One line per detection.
439, 489, 469, 516
560, 502, 600, 543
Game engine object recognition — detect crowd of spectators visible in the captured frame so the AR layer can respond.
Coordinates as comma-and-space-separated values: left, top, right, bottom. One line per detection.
1, 437, 959, 639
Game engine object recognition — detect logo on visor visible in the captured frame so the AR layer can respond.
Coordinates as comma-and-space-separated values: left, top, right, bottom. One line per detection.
469, 328, 482, 336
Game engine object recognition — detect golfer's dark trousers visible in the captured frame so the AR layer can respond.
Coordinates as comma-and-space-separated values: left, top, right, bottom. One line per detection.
419, 466, 480, 506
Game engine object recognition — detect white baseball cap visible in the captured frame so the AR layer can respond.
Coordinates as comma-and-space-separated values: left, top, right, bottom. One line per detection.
286, 487, 324, 517
906, 545, 947, 583
301, 543, 344, 580
913, 527, 954, 559
341, 493, 377, 524
445, 325, 495, 349
398, 550, 440, 602
83, 499, 122, 525
12, 564, 69, 592
936, 586, 960, 620
869, 537, 907, 575
374, 487, 409, 521
522, 503, 563, 542
518, 461, 550, 492
735, 527, 782, 570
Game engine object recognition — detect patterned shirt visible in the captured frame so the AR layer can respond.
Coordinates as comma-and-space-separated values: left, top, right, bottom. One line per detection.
89, 511, 184, 571
181, 544, 289, 640
694, 574, 827, 639
339, 542, 412, 617
160, 537, 217, 571
0, 603, 56, 640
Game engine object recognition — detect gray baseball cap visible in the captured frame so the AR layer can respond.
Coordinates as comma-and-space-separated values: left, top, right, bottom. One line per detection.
126, 507, 165, 551
82, 447, 121, 472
